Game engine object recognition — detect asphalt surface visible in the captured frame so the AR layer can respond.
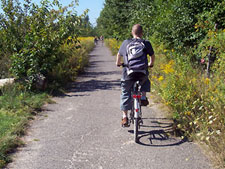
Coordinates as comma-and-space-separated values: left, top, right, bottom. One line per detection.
7, 44, 213, 169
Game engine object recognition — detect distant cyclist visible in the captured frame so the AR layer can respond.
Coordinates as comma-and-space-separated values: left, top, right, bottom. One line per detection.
116, 24, 155, 126
94, 36, 98, 45
100, 35, 104, 46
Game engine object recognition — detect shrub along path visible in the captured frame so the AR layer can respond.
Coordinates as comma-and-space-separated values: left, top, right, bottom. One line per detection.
7, 44, 213, 169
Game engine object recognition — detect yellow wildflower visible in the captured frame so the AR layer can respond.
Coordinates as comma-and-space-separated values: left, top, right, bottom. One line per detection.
168, 60, 175, 65
160, 61, 175, 74
207, 30, 214, 36
158, 76, 164, 81
192, 78, 197, 83
194, 24, 198, 29
68, 36, 72, 40
78, 37, 94, 42
204, 78, 210, 85
186, 111, 191, 116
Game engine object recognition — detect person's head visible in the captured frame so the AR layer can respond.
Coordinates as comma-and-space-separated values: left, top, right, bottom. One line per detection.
132, 24, 143, 38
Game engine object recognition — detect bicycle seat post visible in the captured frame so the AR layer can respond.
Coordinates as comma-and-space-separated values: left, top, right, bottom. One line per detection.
134, 81, 142, 93
137, 81, 142, 92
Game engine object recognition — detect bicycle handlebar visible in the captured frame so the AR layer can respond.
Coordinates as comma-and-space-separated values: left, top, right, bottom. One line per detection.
117, 63, 127, 67
117, 63, 154, 68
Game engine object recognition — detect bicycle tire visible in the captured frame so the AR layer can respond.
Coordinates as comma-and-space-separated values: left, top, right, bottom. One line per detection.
130, 104, 134, 124
134, 118, 138, 143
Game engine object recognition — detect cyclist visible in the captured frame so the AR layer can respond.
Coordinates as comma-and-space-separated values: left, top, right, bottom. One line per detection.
94, 36, 98, 45
100, 35, 104, 46
116, 24, 155, 127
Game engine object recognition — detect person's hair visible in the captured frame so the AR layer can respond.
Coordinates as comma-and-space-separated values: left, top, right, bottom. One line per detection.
132, 24, 143, 36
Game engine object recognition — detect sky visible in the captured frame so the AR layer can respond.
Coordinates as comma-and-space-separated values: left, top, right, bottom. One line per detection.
61, 0, 105, 26
75, 0, 105, 26
0, 0, 105, 26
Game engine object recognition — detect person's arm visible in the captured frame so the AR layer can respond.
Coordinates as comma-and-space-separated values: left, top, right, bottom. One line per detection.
145, 41, 155, 67
148, 54, 155, 67
116, 52, 122, 66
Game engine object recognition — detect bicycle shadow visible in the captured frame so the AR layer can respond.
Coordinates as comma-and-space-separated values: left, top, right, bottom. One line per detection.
128, 118, 187, 147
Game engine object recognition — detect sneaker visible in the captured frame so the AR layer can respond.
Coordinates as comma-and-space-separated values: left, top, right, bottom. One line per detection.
141, 98, 149, 106
121, 117, 129, 127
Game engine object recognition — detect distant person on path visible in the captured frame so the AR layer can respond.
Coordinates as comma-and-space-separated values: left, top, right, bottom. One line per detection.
116, 24, 155, 126
94, 36, 98, 45
100, 35, 104, 46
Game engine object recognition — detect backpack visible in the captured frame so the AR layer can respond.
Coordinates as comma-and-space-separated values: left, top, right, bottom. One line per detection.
126, 39, 147, 76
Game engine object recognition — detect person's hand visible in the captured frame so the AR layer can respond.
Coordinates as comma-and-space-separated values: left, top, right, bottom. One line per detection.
116, 62, 121, 67
117, 63, 124, 67
148, 62, 154, 68
117, 63, 125, 67
116, 59, 121, 67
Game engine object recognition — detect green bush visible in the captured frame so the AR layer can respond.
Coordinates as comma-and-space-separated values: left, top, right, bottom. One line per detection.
48, 37, 95, 86
0, 0, 82, 88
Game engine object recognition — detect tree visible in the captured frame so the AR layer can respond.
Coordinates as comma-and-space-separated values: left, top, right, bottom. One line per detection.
97, 0, 132, 40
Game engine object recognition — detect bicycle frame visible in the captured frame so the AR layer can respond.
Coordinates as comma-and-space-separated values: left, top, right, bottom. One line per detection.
130, 81, 143, 142
133, 92, 141, 118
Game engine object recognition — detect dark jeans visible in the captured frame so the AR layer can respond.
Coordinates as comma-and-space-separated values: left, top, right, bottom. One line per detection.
120, 76, 150, 111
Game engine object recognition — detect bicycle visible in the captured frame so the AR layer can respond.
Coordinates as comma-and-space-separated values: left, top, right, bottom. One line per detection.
129, 80, 143, 143
118, 63, 146, 143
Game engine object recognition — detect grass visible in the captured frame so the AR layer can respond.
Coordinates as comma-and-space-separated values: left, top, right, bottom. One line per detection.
0, 83, 50, 167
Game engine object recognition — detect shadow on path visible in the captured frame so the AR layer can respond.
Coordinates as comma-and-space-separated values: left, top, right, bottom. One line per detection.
128, 117, 187, 147
68, 79, 121, 93
82, 71, 121, 78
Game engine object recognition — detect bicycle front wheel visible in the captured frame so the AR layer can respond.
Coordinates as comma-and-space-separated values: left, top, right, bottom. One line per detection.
134, 118, 138, 143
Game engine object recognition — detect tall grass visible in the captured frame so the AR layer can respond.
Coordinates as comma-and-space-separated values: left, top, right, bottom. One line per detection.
0, 83, 49, 167
150, 37, 225, 166
104, 39, 121, 55
48, 37, 95, 86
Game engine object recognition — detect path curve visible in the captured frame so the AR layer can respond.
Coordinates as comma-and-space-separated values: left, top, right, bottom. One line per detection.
7, 44, 213, 169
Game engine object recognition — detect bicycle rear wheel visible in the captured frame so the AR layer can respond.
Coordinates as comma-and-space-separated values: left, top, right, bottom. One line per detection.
134, 118, 138, 143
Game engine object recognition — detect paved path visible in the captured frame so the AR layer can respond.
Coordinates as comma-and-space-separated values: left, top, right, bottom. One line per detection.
7, 44, 213, 169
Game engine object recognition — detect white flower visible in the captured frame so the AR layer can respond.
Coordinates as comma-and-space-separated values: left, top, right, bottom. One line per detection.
216, 130, 221, 135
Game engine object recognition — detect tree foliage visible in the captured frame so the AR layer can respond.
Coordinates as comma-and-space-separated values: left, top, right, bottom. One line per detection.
97, 0, 132, 39
97, 0, 224, 49
0, 0, 95, 87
